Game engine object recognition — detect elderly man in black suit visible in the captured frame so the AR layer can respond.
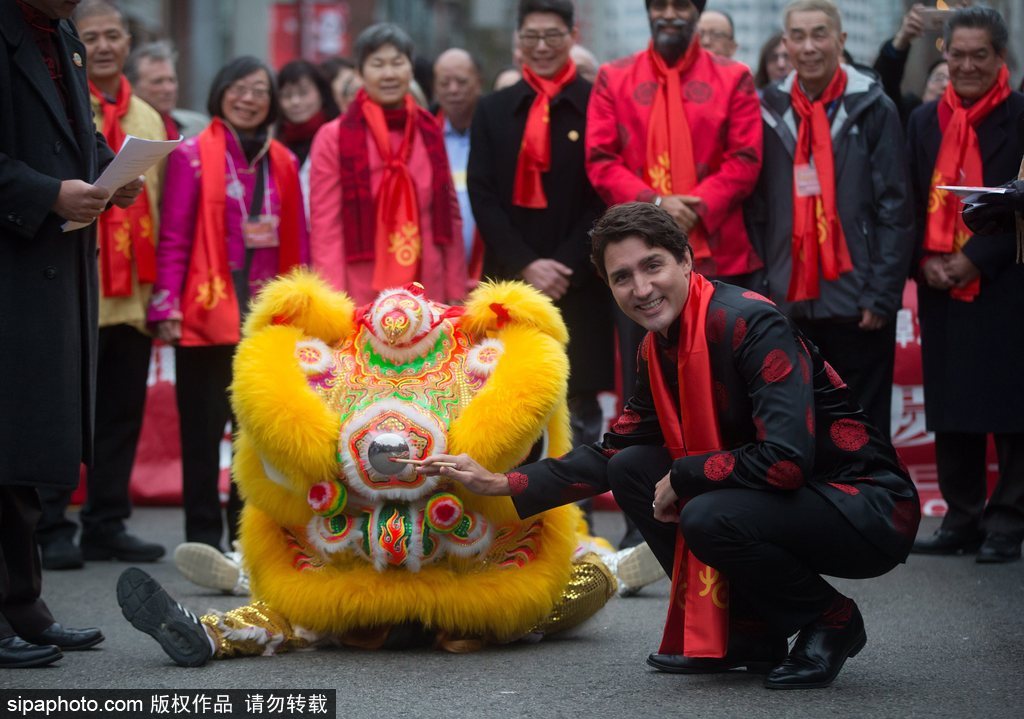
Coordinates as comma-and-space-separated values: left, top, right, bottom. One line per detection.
906, 6, 1024, 564
0, 0, 144, 667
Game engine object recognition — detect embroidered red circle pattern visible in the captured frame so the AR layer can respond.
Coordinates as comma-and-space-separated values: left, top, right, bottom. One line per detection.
828, 482, 860, 496
742, 290, 774, 304
506, 472, 529, 496
612, 408, 642, 435
761, 349, 792, 384
732, 316, 747, 351
824, 362, 847, 389
704, 452, 735, 481
766, 460, 803, 489
754, 416, 767, 442
830, 418, 869, 452
684, 80, 712, 103
633, 81, 658, 106
707, 308, 727, 344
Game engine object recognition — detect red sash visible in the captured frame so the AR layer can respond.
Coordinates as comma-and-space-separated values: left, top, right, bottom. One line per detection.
180, 118, 302, 346
787, 67, 852, 302
647, 272, 729, 658
645, 41, 710, 260
925, 64, 1011, 302
513, 59, 577, 209
91, 75, 157, 298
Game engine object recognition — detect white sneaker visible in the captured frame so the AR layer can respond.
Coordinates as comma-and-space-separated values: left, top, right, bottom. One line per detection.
604, 542, 666, 597
173, 542, 249, 596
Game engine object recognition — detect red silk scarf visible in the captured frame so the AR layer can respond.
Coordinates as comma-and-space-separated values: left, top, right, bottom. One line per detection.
645, 41, 710, 260
646, 272, 729, 658
926, 64, 1011, 302
337, 90, 453, 286
180, 118, 302, 346
787, 67, 852, 302
512, 59, 577, 209
91, 75, 157, 298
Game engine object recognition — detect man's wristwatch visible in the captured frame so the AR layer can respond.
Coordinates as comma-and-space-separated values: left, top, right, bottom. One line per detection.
654, 196, 663, 207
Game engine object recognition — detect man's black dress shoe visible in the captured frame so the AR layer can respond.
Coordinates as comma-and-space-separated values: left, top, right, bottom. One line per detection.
82, 532, 166, 562
911, 528, 984, 555
21, 623, 104, 651
647, 634, 788, 674
764, 601, 866, 690
0, 636, 62, 668
117, 567, 212, 667
976, 533, 1022, 563
41, 537, 84, 570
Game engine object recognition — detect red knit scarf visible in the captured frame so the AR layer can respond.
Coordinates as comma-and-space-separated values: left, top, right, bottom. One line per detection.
180, 118, 302, 346
337, 89, 453, 290
926, 64, 1011, 302
646, 41, 711, 260
512, 59, 577, 209
646, 272, 729, 658
787, 67, 852, 302
279, 109, 327, 146
91, 75, 157, 298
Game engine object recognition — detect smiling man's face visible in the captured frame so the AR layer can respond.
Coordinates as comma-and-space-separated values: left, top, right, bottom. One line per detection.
605, 236, 692, 337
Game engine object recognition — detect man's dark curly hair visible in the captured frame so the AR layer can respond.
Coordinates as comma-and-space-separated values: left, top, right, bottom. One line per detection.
589, 202, 691, 282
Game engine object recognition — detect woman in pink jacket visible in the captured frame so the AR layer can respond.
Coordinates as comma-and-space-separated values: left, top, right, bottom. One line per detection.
148, 56, 308, 555
309, 23, 465, 305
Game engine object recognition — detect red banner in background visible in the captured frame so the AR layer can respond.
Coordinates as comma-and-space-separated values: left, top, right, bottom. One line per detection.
271, 2, 351, 69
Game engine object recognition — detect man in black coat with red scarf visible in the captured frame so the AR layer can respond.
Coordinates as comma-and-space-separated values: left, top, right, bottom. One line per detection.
0, 0, 143, 667
420, 202, 920, 690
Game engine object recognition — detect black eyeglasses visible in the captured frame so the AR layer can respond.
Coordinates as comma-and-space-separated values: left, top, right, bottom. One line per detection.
518, 30, 570, 49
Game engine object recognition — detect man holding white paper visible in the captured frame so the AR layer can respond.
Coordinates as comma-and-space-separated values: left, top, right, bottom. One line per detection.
36, 0, 168, 571
0, 0, 144, 667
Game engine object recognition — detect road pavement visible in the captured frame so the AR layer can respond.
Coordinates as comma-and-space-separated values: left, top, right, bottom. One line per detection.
0, 509, 1021, 719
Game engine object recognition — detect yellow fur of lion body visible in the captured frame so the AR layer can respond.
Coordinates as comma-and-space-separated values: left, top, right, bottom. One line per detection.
231, 271, 581, 641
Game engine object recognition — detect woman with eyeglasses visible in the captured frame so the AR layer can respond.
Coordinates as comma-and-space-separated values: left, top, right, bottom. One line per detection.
147, 56, 308, 561
309, 23, 465, 305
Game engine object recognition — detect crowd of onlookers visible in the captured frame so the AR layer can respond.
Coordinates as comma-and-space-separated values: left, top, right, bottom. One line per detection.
35, 0, 1024, 582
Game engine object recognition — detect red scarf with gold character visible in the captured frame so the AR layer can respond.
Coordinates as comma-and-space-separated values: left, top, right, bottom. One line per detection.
180, 118, 302, 346
646, 272, 729, 658
646, 41, 711, 260
787, 67, 852, 302
513, 59, 577, 208
925, 64, 1011, 302
91, 75, 157, 297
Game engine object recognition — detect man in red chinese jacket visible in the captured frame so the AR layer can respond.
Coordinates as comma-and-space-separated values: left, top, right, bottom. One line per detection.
584, 0, 763, 418
422, 202, 919, 690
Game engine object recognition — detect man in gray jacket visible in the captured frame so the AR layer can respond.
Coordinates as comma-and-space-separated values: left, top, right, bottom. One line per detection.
748, 0, 913, 440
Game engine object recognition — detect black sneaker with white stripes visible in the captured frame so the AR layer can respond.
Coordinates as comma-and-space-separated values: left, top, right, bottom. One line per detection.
116, 568, 212, 667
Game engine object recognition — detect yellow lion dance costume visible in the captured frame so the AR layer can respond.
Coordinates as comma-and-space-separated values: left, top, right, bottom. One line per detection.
201, 271, 615, 657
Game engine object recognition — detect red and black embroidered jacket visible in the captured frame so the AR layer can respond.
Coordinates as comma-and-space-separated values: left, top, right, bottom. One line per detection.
512, 282, 920, 563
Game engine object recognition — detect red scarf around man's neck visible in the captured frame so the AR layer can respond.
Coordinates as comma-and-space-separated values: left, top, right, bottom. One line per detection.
91, 75, 157, 297
180, 118, 302, 346
337, 89, 453, 290
512, 59, 577, 209
645, 272, 729, 658
787, 66, 852, 302
645, 41, 711, 261
925, 64, 1011, 302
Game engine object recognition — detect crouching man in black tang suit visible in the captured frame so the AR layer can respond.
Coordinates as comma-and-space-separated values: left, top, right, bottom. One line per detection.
420, 202, 920, 690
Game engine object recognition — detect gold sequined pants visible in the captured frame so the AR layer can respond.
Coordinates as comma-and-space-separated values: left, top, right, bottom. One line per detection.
201, 553, 617, 658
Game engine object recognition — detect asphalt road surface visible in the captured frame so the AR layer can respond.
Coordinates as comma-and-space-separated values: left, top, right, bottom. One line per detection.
1, 509, 1020, 719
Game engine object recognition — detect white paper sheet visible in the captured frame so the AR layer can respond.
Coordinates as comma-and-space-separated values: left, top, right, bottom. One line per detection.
936, 185, 1010, 198
62, 134, 183, 231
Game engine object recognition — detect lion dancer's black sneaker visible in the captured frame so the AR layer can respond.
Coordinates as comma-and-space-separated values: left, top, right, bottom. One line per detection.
116, 568, 213, 667
764, 596, 866, 690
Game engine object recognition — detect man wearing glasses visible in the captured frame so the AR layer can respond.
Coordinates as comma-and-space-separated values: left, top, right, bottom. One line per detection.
468, 0, 613, 497
585, 0, 763, 411
697, 8, 737, 59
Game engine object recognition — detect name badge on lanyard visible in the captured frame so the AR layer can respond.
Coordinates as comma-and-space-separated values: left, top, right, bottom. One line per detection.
243, 215, 280, 249
229, 152, 280, 249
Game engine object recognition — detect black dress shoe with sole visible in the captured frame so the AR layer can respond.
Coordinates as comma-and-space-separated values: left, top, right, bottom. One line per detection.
911, 528, 984, 555
22, 623, 104, 651
41, 538, 84, 570
82, 532, 166, 562
0, 636, 62, 668
116, 568, 212, 667
647, 633, 788, 674
764, 601, 866, 690
976, 533, 1022, 563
